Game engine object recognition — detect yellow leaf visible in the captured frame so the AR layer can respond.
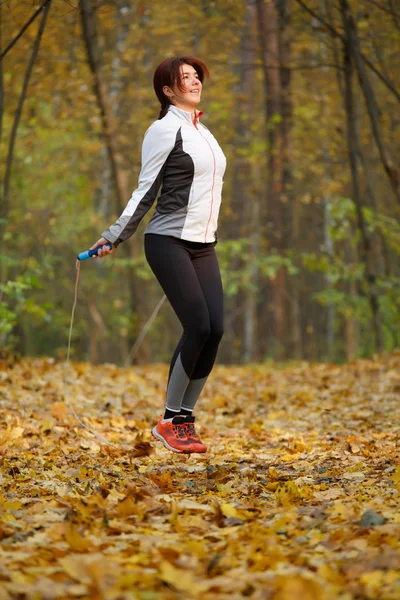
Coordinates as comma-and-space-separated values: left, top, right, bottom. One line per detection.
0, 426, 11, 447
391, 466, 400, 489
317, 563, 344, 585
272, 574, 331, 600
59, 553, 112, 585
40, 418, 54, 433
9, 427, 24, 441
275, 481, 302, 506
314, 488, 342, 501
79, 440, 100, 453
159, 561, 195, 593
3, 500, 22, 511
220, 503, 240, 518
51, 402, 69, 420
116, 496, 138, 518
268, 466, 279, 481
359, 570, 384, 589
329, 500, 355, 521
64, 524, 92, 552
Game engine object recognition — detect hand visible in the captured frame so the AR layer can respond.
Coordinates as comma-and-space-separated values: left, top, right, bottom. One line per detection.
89, 237, 115, 258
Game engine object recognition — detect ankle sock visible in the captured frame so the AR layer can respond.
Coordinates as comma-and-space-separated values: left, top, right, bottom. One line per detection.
180, 408, 193, 417
163, 408, 180, 421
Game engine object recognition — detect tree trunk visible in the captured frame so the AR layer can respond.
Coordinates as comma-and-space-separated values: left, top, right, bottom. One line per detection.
319, 11, 339, 361
342, 0, 400, 209
80, 0, 149, 364
233, 0, 260, 363
256, 0, 289, 360
345, 280, 359, 361
244, 164, 261, 363
278, 0, 299, 359
79, 0, 130, 214
340, 0, 383, 353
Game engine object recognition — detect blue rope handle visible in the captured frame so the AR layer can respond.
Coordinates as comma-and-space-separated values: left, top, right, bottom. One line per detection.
77, 243, 113, 261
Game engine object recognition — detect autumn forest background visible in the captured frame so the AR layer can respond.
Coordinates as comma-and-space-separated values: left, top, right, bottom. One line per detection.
1, 2, 400, 600
2, 0, 400, 366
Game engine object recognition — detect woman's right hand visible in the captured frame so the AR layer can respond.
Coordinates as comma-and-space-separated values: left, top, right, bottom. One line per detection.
90, 237, 115, 258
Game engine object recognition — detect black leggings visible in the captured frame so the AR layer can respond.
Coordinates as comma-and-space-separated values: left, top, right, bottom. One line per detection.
144, 233, 224, 412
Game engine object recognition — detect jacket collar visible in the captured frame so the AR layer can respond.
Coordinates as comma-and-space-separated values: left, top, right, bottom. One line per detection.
168, 104, 204, 126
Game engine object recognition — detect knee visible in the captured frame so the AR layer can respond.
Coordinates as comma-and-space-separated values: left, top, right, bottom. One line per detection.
196, 322, 211, 344
210, 324, 224, 344
189, 319, 211, 345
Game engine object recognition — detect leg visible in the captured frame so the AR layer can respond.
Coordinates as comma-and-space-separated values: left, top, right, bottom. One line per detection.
181, 244, 224, 413
144, 234, 211, 414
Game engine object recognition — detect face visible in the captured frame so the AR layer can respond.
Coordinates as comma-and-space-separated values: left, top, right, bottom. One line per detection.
164, 63, 202, 112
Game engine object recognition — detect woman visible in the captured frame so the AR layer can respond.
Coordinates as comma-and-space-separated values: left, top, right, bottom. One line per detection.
90, 56, 226, 454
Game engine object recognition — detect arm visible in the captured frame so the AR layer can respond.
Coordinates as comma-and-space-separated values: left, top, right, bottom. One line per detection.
101, 120, 177, 247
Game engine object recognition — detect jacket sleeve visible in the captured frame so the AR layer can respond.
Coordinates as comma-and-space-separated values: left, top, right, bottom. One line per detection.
101, 120, 177, 247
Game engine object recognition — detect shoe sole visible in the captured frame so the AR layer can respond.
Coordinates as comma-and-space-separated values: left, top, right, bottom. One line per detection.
152, 426, 191, 454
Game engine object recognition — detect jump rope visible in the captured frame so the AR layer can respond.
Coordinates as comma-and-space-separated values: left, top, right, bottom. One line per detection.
64, 243, 165, 449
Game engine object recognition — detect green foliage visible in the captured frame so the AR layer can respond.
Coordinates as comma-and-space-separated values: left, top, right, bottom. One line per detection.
0, 256, 51, 349
218, 240, 298, 296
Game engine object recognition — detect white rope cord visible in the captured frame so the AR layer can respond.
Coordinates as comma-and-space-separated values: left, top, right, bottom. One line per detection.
63, 260, 119, 448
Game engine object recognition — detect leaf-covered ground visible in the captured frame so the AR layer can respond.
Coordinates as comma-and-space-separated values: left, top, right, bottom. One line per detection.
0, 353, 400, 600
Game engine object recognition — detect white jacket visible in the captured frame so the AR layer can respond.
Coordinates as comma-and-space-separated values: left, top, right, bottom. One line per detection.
101, 105, 226, 246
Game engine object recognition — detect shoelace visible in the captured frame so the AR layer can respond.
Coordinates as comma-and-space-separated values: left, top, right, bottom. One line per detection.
172, 424, 187, 439
184, 423, 199, 439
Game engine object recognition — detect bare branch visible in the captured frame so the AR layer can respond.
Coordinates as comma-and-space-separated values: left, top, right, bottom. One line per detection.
0, 0, 52, 242
364, 0, 395, 16
294, 0, 400, 103
0, 0, 51, 63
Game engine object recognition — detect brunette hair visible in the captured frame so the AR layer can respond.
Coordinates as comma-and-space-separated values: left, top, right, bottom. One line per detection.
153, 56, 210, 119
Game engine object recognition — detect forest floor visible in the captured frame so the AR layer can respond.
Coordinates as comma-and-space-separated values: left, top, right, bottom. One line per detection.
0, 352, 400, 600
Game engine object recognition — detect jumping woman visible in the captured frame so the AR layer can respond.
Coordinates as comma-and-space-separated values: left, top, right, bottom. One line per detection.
90, 56, 226, 454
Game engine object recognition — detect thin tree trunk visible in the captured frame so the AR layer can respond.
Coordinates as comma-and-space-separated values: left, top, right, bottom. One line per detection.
80, 0, 147, 364
342, 0, 400, 207
345, 280, 359, 361
0, 0, 51, 245
79, 0, 130, 218
322, 184, 337, 361
317, 9, 338, 361
340, 0, 383, 353
278, 0, 299, 359
244, 164, 261, 363
256, 0, 287, 359
326, 0, 388, 353
234, 0, 260, 363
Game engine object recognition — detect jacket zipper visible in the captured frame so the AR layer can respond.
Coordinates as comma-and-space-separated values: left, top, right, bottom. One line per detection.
195, 122, 216, 242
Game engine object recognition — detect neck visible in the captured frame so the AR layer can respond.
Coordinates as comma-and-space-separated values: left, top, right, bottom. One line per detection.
171, 102, 196, 118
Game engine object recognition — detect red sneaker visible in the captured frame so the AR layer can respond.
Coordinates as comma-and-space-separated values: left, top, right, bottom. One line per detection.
152, 416, 192, 453
182, 416, 207, 453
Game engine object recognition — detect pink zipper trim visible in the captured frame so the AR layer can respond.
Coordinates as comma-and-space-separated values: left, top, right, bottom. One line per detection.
196, 127, 216, 242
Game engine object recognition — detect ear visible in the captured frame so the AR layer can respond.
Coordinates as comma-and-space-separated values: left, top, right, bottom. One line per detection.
163, 85, 173, 98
